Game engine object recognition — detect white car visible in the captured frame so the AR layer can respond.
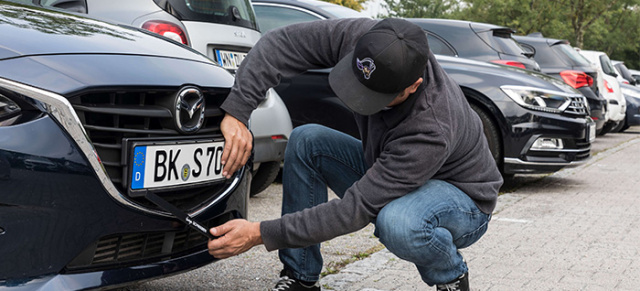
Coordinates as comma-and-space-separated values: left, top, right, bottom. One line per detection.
577, 49, 626, 134
35, 0, 293, 195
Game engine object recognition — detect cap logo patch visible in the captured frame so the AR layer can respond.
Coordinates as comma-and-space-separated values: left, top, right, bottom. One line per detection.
356, 57, 376, 80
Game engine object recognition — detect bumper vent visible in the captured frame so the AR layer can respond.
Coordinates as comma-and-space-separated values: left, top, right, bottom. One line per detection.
65, 213, 235, 272
69, 87, 232, 211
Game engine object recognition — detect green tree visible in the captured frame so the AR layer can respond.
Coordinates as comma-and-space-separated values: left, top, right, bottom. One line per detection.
324, 0, 367, 11
383, 0, 461, 18
450, 0, 640, 67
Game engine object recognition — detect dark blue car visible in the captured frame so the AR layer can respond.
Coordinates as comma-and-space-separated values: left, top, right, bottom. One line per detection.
0, 2, 249, 289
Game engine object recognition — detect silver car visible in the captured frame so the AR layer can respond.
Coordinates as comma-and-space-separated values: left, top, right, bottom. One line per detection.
37, 0, 292, 195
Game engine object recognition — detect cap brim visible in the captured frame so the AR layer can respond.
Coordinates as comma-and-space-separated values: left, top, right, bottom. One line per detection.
329, 52, 399, 116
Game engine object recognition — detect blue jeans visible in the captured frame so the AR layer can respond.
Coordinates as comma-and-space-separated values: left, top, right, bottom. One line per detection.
279, 124, 491, 285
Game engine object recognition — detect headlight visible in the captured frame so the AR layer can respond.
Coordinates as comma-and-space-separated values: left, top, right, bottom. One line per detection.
501, 85, 582, 114
0, 93, 21, 126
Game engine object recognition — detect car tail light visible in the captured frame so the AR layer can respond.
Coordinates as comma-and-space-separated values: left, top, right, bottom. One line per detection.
490, 60, 526, 69
559, 70, 594, 89
271, 135, 286, 140
142, 20, 188, 45
604, 80, 614, 93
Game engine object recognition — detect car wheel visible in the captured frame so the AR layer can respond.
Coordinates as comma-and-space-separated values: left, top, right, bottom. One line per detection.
620, 122, 630, 132
611, 119, 627, 133
250, 161, 281, 197
470, 103, 503, 168
598, 121, 616, 136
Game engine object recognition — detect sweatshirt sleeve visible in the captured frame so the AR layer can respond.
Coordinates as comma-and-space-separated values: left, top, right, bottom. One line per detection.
219, 18, 378, 125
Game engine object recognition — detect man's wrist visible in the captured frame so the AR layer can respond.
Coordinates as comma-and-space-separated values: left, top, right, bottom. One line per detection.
252, 221, 263, 245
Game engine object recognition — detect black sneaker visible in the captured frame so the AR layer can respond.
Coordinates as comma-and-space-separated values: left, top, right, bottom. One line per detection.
436, 272, 469, 291
272, 269, 320, 291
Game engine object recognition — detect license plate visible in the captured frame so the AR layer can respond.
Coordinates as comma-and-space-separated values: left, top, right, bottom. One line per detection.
587, 122, 596, 143
214, 49, 247, 70
130, 140, 225, 190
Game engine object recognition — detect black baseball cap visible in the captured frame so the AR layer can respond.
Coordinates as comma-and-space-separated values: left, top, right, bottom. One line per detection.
329, 18, 429, 115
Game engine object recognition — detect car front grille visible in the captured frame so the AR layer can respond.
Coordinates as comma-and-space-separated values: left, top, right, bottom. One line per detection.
564, 96, 588, 116
69, 87, 231, 211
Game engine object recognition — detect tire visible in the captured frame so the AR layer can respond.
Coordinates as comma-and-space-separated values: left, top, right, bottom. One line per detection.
470, 104, 503, 168
621, 122, 630, 132
611, 120, 627, 133
250, 161, 281, 197
598, 121, 616, 136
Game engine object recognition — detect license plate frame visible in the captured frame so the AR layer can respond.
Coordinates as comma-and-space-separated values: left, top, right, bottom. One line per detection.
214, 49, 247, 70
123, 137, 226, 197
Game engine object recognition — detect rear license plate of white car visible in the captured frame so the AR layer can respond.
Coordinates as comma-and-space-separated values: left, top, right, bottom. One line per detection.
130, 140, 225, 190
214, 49, 247, 70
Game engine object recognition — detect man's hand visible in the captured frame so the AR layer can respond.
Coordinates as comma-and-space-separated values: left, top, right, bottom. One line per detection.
220, 113, 253, 179
207, 219, 263, 259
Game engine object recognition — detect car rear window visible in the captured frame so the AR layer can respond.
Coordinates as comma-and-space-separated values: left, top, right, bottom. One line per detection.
476, 29, 525, 56
154, 0, 257, 30
554, 43, 591, 67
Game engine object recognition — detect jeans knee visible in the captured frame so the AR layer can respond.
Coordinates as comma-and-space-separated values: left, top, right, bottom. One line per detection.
286, 124, 324, 159
377, 205, 431, 257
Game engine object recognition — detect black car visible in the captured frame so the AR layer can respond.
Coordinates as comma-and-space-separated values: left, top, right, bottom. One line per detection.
0, 2, 249, 289
513, 35, 607, 134
406, 18, 541, 72
439, 56, 594, 174
252, 2, 594, 175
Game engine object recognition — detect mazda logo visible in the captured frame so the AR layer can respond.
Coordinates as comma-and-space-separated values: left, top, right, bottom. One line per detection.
174, 87, 205, 134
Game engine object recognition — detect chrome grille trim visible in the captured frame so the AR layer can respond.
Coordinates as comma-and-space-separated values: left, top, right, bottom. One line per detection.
565, 96, 588, 116
0, 77, 243, 217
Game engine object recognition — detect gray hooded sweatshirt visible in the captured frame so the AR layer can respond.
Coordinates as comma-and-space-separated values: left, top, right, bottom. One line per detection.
220, 18, 503, 252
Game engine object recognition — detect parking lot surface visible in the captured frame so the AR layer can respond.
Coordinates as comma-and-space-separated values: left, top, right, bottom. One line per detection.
122, 127, 640, 291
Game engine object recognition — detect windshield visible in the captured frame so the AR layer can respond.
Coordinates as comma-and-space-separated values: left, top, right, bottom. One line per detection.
154, 0, 258, 30
600, 54, 617, 76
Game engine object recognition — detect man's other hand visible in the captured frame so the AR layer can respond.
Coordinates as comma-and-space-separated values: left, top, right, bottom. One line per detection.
220, 113, 252, 179
207, 219, 262, 259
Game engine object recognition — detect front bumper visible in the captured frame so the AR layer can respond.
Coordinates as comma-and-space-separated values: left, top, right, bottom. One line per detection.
3, 248, 215, 291
502, 107, 593, 175
0, 78, 249, 288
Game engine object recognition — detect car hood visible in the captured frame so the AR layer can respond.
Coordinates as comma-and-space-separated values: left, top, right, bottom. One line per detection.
0, 2, 212, 63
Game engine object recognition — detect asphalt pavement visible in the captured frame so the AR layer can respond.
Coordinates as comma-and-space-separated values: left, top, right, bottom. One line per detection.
121, 127, 640, 291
